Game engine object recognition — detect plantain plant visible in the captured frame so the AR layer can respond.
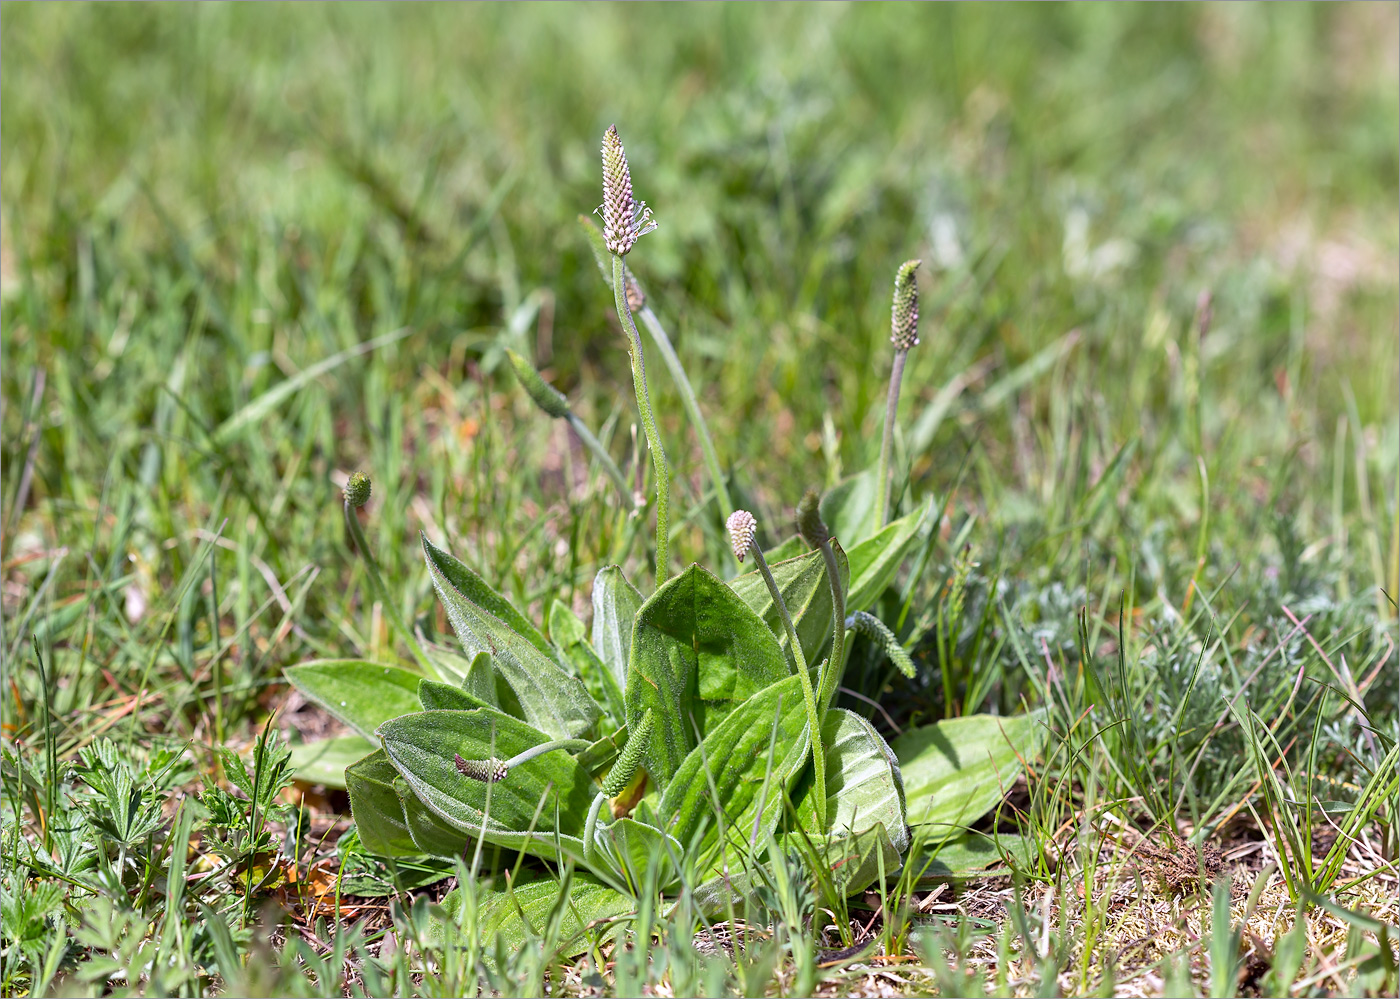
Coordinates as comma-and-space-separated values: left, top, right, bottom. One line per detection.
284, 125, 1042, 945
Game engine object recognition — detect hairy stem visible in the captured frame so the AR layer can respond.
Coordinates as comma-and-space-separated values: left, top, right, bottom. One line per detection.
565, 412, 633, 504
751, 545, 827, 830
637, 305, 733, 521
613, 254, 671, 585
343, 500, 435, 676
815, 538, 847, 713
874, 348, 909, 530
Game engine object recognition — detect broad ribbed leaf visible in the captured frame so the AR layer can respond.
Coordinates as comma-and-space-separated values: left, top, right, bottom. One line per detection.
596, 817, 682, 893
786, 709, 908, 897
421, 534, 553, 655
893, 712, 1045, 829
418, 678, 492, 712
912, 831, 1036, 878
378, 708, 596, 866
820, 471, 878, 547
289, 734, 375, 788
391, 776, 474, 858
551, 599, 626, 726
286, 660, 423, 740
625, 564, 791, 793
442, 869, 634, 955
729, 544, 850, 665
657, 674, 811, 857
843, 501, 930, 611
591, 566, 642, 688
345, 750, 422, 857
424, 535, 601, 740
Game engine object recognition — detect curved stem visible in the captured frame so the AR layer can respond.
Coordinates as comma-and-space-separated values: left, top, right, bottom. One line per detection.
505, 739, 592, 770
751, 545, 827, 830
343, 500, 435, 676
637, 304, 733, 521
565, 412, 632, 504
612, 254, 671, 586
874, 348, 909, 530
815, 539, 847, 713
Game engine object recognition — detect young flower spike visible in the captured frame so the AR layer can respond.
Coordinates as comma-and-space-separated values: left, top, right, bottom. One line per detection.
600, 125, 657, 256
454, 754, 510, 783
344, 471, 372, 509
890, 258, 922, 350
876, 258, 922, 528
727, 509, 758, 563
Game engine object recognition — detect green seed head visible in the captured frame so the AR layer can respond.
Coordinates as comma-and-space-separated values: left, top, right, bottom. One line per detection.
796, 488, 829, 546
455, 754, 510, 783
890, 259, 922, 351
727, 509, 758, 563
602, 708, 653, 798
344, 472, 372, 509
599, 125, 657, 256
505, 349, 571, 420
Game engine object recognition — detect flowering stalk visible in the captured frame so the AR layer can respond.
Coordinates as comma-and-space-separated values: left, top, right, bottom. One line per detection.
601, 125, 670, 584
580, 213, 734, 528
453, 738, 592, 784
797, 489, 847, 712
729, 510, 827, 828
875, 259, 921, 529
342, 473, 434, 675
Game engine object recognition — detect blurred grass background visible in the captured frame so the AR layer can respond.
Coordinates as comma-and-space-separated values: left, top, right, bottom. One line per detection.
2, 0, 1396, 752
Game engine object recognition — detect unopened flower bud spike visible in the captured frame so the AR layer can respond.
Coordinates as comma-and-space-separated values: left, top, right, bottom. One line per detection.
846, 610, 916, 679
342, 473, 435, 676
505, 348, 632, 503
875, 259, 922, 530
601, 708, 653, 798
601, 125, 671, 586
728, 509, 828, 829
798, 489, 848, 711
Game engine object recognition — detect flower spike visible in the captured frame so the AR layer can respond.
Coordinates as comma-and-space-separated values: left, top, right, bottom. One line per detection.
727, 509, 758, 563
455, 754, 510, 784
600, 125, 657, 256
890, 259, 922, 350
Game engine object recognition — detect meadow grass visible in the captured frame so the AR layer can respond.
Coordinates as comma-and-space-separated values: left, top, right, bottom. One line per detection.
2, 3, 1397, 996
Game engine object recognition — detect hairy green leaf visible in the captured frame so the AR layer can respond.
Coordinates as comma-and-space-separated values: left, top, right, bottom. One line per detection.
551, 599, 627, 726
288, 733, 375, 789
787, 709, 908, 898
442, 868, 634, 956
729, 544, 850, 665
658, 674, 811, 861
424, 535, 601, 740
378, 708, 597, 866
893, 712, 1045, 829
843, 501, 930, 611
285, 659, 423, 740
345, 750, 422, 857
626, 564, 791, 793
819, 470, 878, 547
591, 565, 642, 689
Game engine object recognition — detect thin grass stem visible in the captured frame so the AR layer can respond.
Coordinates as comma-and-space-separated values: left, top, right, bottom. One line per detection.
565, 412, 633, 503
636, 304, 733, 520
